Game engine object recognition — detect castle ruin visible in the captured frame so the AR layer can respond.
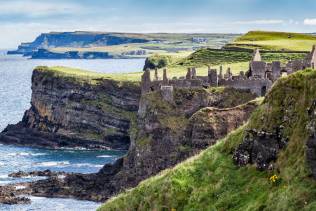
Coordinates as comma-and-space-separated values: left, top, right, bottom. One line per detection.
141, 45, 316, 97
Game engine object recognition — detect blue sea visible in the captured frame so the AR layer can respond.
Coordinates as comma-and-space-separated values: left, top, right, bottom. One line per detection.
0, 51, 145, 211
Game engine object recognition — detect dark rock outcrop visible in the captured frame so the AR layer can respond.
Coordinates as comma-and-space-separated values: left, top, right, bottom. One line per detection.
233, 127, 288, 170
0, 186, 30, 205
186, 101, 258, 151
31, 49, 113, 59
9, 169, 66, 178
0, 67, 141, 150
306, 100, 316, 178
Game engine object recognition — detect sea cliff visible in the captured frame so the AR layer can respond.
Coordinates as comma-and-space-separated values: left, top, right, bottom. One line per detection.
0, 67, 141, 150
0, 66, 258, 203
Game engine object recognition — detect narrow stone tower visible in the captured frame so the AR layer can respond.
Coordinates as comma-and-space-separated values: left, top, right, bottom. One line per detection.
311, 45, 316, 69
252, 48, 262, 62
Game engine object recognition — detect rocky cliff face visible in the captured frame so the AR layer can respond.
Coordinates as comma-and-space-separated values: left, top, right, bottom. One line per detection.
1, 68, 260, 203
12, 87, 258, 202
0, 67, 141, 150
120, 88, 258, 187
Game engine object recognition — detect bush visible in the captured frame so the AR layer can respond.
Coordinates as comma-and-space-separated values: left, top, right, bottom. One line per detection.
143, 54, 173, 70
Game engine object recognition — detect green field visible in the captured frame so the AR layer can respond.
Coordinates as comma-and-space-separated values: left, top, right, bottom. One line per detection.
99, 69, 316, 211
49, 33, 238, 59
225, 31, 316, 51
35, 66, 142, 83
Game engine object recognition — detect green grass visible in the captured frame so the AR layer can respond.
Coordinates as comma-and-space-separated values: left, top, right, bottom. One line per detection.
165, 48, 306, 76
179, 48, 307, 66
226, 31, 316, 51
99, 69, 316, 211
35, 66, 142, 83
48, 33, 238, 59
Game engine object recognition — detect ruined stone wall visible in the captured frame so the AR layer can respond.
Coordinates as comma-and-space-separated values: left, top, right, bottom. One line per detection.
219, 78, 272, 96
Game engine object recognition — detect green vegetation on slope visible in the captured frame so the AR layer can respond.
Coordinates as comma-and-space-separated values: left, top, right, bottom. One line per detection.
176, 48, 306, 67
156, 47, 306, 77
99, 69, 316, 211
226, 31, 316, 51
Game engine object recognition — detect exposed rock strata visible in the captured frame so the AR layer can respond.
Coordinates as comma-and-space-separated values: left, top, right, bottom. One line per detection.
0, 67, 141, 150
186, 102, 258, 151
2, 87, 258, 203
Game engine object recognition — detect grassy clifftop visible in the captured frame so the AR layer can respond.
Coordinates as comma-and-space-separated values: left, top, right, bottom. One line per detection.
99, 69, 316, 211
225, 31, 316, 51
35, 66, 142, 83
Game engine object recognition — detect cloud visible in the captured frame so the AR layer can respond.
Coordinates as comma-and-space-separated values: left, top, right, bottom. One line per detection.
0, 0, 84, 17
234, 19, 284, 25
304, 18, 316, 25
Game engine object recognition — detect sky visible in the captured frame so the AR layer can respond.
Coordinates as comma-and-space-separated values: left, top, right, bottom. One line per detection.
1, 0, 316, 48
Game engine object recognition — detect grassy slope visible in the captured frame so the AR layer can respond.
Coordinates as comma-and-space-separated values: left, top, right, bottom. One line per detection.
99, 69, 316, 211
226, 31, 316, 51
161, 48, 306, 77
177, 48, 306, 66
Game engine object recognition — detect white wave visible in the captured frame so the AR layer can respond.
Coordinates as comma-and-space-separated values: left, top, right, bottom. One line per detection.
30, 153, 47, 156
0, 175, 8, 179
15, 185, 26, 190
8, 152, 30, 156
8, 152, 47, 157
96, 155, 113, 158
58, 175, 66, 180
71, 163, 104, 168
35, 161, 70, 167
0, 162, 5, 166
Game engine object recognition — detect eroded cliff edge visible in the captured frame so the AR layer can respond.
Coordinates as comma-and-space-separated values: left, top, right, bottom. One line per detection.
0, 67, 141, 150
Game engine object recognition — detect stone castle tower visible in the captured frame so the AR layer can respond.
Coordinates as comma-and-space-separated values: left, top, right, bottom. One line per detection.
311, 45, 316, 69
252, 48, 262, 62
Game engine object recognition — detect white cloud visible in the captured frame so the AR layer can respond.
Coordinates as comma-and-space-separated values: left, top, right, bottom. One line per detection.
304, 18, 316, 25
0, 0, 83, 17
234, 19, 284, 25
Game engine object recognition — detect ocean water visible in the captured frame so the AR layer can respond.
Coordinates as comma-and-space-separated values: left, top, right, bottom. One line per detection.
0, 51, 145, 211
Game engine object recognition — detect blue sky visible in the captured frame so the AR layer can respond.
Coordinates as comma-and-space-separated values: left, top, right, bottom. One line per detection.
1, 0, 316, 48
